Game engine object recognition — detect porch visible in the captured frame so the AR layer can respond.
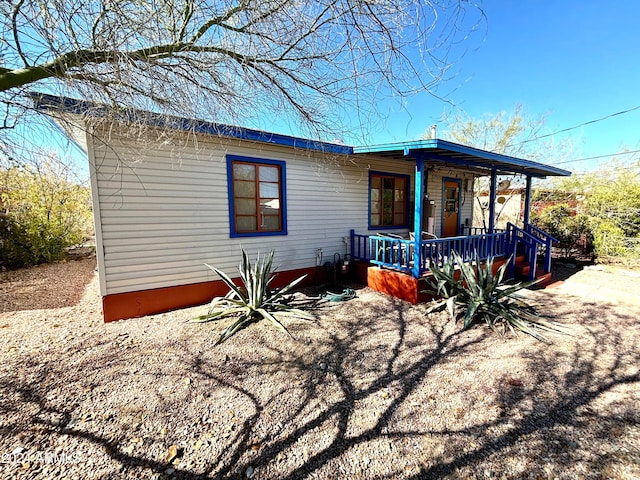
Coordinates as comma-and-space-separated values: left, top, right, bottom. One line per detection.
345, 138, 570, 304
349, 223, 557, 304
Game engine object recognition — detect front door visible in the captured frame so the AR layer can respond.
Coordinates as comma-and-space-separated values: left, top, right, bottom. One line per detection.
442, 179, 460, 237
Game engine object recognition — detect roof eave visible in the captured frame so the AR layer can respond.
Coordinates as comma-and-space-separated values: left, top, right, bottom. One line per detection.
30, 92, 353, 155
354, 138, 571, 178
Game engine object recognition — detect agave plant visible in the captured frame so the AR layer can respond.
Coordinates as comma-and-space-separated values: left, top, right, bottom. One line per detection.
193, 249, 312, 344
425, 251, 567, 342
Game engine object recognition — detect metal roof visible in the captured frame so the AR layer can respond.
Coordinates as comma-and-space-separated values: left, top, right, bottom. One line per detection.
353, 139, 571, 178
30, 93, 353, 155
32, 94, 571, 177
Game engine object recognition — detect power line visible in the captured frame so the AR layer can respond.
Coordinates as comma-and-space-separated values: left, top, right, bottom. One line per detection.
555, 148, 640, 165
570, 164, 640, 176
506, 104, 640, 148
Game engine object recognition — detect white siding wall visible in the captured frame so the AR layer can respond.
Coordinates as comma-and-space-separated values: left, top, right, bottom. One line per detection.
88, 127, 417, 296
88, 125, 478, 296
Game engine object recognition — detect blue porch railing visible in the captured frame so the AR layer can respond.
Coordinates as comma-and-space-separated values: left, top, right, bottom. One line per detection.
506, 222, 557, 280
416, 232, 510, 272
350, 223, 557, 281
524, 223, 557, 274
351, 229, 510, 276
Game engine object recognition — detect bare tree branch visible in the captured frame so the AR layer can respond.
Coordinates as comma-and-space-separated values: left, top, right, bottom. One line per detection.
1, 0, 486, 164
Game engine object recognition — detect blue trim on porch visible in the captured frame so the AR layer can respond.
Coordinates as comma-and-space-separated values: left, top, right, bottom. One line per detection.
412, 157, 425, 277
488, 169, 498, 234
354, 138, 571, 178
351, 223, 558, 282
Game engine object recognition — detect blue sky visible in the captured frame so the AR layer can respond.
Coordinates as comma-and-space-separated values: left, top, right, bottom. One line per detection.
371, 0, 640, 173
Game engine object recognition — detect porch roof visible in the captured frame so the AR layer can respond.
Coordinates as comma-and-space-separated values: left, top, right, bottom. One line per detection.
353, 139, 571, 178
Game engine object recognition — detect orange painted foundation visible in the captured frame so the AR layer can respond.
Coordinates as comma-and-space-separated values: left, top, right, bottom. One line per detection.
102, 266, 326, 322
367, 256, 514, 305
367, 267, 433, 304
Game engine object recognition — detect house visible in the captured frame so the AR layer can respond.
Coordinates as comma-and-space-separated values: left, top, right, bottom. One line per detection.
34, 94, 571, 322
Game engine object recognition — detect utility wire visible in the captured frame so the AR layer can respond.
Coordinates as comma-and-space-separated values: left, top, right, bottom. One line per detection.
555, 148, 640, 165
506, 104, 640, 148
570, 161, 640, 175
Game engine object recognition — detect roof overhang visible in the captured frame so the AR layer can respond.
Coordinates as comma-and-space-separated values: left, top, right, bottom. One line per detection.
32, 94, 571, 177
30, 93, 353, 155
354, 139, 571, 178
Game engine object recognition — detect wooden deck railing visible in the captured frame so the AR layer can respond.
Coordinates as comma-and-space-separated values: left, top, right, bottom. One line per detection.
352, 230, 510, 276
507, 222, 557, 280
351, 223, 557, 280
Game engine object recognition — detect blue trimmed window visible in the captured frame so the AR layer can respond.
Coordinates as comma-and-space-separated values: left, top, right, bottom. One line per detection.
227, 155, 287, 237
369, 172, 409, 228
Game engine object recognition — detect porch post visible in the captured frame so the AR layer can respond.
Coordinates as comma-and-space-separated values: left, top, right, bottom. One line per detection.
412, 155, 425, 278
523, 175, 532, 226
488, 168, 497, 234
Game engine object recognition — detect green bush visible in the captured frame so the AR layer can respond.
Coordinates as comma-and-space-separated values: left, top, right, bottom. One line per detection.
0, 162, 92, 267
591, 220, 629, 259
531, 203, 590, 258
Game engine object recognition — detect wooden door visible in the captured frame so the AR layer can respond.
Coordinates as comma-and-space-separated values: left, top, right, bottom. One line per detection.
442, 180, 460, 237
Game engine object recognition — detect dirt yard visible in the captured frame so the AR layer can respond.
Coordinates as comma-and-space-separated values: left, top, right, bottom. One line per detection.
0, 258, 638, 479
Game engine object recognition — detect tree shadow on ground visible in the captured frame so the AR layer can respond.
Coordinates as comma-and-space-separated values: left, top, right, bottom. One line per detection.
0, 290, 638, 479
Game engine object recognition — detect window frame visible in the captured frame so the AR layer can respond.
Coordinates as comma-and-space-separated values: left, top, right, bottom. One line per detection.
368, 171, 410, 230
227, 155, 287, 238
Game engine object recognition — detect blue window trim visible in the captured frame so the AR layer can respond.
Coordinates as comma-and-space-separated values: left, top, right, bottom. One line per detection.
441, 177, 462, 237
367, 170, 411, 231
227, 155, 288, 238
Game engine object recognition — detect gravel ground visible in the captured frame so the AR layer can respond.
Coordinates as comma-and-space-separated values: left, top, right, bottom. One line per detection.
0, 258, 638, 479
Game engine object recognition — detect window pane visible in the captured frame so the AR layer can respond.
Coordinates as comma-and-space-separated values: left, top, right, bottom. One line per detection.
370, 173, 407, 227
260, 182, 279, 198
262, 215, 280, 230
234, 180, 255, 197
259, 166, 279, 182
236, 216, 257, 231
235, 198, 256, 215
233, 163, 255, 180
260, 199, 280, 213
383, 207, 393, 225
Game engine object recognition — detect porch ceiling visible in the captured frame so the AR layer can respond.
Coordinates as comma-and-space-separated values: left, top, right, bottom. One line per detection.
353, 139, 571, 178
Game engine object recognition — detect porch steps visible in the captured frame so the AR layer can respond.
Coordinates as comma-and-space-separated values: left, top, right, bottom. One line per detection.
513, 256, 554, 287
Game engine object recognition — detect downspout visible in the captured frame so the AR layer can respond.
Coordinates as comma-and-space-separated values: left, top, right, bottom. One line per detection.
488, 168, 497, 234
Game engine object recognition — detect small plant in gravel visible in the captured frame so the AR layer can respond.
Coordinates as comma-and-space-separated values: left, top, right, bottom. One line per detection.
425, 251, 567, 342
193, 249, 312, 344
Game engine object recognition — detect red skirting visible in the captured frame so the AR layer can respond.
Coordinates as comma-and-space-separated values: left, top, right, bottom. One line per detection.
367, 256, 512, 305
367, 267, 433, 304
102, 266, 322, 323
